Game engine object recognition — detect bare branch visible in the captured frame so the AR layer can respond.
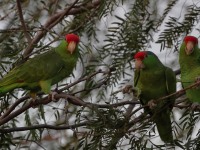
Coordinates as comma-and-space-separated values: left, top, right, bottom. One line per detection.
16, 0, 32, 43
0, 121, 89, 133
156, 80, 200, 102
0, 100, 32, 126
0, 95, 29, 119
58, 69, 106, 92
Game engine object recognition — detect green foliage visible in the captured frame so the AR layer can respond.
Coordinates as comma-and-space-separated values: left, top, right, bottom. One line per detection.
157, 5, 200, 51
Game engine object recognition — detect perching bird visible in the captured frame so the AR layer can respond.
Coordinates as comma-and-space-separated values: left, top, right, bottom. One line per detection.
134, 51, 176, 143
179, 36, 200, 103
0, 33, 80, 98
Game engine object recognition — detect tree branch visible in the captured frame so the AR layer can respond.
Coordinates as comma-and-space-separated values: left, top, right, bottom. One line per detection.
0, 121, 90, 133
156, 80, 200, 102
16, 0, 32, 43
58, 69, 106, 92
0, 95, 29, 119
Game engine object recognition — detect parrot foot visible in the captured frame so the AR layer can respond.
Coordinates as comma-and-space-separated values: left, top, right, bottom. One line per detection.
48, 91, 58, 102
147, 99, 157, 109
29, 92, 39, 108
122, 85, 133, 94
122, 85, 137, 95
191, 102, 200, 111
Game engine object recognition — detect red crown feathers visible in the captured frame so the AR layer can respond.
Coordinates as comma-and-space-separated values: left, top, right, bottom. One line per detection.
65, 33, 80, 43
134, 51, 147, 60
184, 36, 198, 44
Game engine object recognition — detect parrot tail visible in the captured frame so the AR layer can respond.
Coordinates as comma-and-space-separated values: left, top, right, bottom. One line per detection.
0, 83, 21, 96
154, 111, 173, 143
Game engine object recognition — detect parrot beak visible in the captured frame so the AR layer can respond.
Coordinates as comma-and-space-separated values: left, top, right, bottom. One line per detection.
67, 41, 77, 54
135, 59, 145, 70
185, 41, 194, 55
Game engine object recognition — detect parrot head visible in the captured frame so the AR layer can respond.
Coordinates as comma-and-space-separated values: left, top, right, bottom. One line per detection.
65, 33, 80, 54
134, 51, 161, 70
183, 36, 198, 55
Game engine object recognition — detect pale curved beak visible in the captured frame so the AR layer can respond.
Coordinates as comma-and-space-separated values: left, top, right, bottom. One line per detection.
135, 59, 145, 70
185, 41, 194, 55
67, 41, 77, 54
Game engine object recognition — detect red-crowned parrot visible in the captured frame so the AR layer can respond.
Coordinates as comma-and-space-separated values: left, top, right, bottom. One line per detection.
0, 33, 80, 98
179, 36, 200, 103
134, 51, 176, 143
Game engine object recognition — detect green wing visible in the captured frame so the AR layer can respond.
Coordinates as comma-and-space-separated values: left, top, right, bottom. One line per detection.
0, 48, 78, 94
154, 67, 176, 143
165, 67, 176, 108
0, 39, 79, 95
0, 50, 64, 85
134, 70, 140, 87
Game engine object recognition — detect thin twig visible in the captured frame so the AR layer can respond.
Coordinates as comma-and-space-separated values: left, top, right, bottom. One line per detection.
0, 121, 90, 133
58, 69, 106, 92
0, 101, 32, 126
0, 95, 29, 119
16, 0, 32, 43
156, 80, 200, 102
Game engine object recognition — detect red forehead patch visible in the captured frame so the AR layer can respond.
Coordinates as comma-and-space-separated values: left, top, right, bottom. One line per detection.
65, 33, 80, 43
134, 51, 147, 60
184, 36, 198, 44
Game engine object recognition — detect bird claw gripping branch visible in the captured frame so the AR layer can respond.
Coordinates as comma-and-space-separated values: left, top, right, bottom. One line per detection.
147, 99, 157, 110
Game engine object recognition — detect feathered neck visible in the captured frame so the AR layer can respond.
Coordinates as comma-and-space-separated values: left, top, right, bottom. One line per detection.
55, 40, 79, 57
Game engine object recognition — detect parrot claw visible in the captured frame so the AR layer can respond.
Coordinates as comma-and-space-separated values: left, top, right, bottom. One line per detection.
29, 92, 38, 108
147, 99, 157, 109
122, 85, 137, 95
122, 85, 133, 94
190, 102, 200, 111
48, 91, 58, 102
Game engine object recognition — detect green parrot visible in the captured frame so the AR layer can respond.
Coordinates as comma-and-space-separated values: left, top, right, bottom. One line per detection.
179, 36, 200, 103
134, 51, 176, 143
0, 33, 80, 98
